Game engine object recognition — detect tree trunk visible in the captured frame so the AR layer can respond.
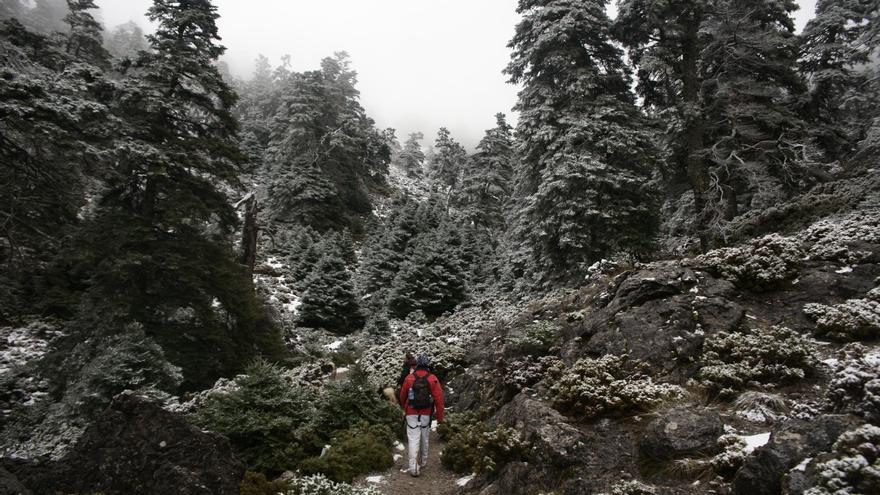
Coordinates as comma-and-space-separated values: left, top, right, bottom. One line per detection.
681, 15, 710, 252
239, 193, 258, 275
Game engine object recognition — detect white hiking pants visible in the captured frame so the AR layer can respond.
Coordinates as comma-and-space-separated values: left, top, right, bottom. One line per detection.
405, 414, 431, 474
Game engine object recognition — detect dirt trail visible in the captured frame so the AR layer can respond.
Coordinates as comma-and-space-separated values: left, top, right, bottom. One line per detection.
359, 431, 464, 495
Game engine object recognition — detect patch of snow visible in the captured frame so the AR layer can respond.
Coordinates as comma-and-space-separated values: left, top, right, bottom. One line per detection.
431, 420, 438, 432
365, 476, 384, 484
393, 454, 402, 461
739, 432, 771, 454
325, 340, 344, 351
282, 295, 301, 314
690, 286, 700, 293
394, 441, 405, 451
456, 474, 475, 487
266, 257, 285, 270
835, 266, 853, 274
336, 367, 350, 374
822, 358, 840, 367
793, 457, 812, 472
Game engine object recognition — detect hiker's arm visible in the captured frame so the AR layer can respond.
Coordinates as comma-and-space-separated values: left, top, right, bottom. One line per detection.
431, 378, 444, 422
399, 374, 413, 408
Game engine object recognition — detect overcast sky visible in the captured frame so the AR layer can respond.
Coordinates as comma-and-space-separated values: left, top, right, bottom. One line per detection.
94, 0, 818, 149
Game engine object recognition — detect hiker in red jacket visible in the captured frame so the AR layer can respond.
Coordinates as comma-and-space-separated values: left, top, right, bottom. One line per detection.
398, 354, 444, 477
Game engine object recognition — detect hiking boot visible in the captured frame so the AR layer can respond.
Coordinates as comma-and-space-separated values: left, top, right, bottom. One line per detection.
409, 465, 420, 477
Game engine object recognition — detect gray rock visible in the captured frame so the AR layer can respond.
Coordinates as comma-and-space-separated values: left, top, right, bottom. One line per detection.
638, 407, 724, 463
493, 393, 587, 468
4, 393, 244, 495
731, 414, 861, 495
0, 467, 31, 495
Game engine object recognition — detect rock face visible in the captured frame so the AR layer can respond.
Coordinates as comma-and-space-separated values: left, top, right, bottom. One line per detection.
5, 393, 244, 495
639, 407, 724, 463
731, 415, 861, 495
563, 263, 745, 380
0, 467, 31, 495
494, 393, 587, 469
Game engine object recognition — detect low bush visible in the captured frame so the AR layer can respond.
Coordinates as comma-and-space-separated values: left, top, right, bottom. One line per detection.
190, 359, 317, 475
825, 344, 880, 423
801, 425, 880, 495
283, 474, 383, 495
359, 330, 466, 386
550, 354, 684, 419
439, 410, 529, 475
298, 422, 394, 483
506, 320, 559, 357
240, 471, 291, 495
598, 480, 657, 495
697, 234, 803, 290
310, 367, 402, 447
669, 434, 751, 480
804, 288, 880, 341
503, 355, 564, 392
699, 326, 817, 399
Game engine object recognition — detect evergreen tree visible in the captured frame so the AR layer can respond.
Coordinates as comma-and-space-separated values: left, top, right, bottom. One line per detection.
104, 21, 149, 60
298, 251, 365, 334
800, 0, 878, 158
396, 132, 425, 177
63, 0, 109, 67
699, 0, 807, 224
357, 195, 420, 305
506, 0, 660, 280
454, 113, 515, 234
426, 127, 467, 188
80, 0, 283, 389
266, 52, 390, 231
388, 226, 467, 318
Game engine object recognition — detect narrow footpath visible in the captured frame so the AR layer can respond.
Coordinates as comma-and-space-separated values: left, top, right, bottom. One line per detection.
359, 431, 464, 495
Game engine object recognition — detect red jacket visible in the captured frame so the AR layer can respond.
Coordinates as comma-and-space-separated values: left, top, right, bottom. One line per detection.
399, 369, 444, 422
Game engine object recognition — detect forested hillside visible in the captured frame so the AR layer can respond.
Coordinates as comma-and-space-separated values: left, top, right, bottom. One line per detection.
1, 1, 879, 494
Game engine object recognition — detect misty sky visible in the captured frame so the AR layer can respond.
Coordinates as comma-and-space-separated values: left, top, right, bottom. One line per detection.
95, 0, 818, 149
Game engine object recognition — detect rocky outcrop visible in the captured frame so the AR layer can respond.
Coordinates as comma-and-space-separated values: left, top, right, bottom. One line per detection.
563, 263, 745, 380
731, 414, 861, 495
639, 407, 724, 463
4, 393, 244, 495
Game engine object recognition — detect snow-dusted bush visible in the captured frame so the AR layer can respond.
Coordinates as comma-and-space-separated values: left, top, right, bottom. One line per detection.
439, 410, 529, 475
598, 480, 657, 495
803, 425, 880, 495
804, 289, 880, 341
503, 355, 564, 392
698, 234, 803, 290
506, 320, 559, 357
797, 211, 880, 264
550, 354, 684, 419
358, 327, 467, 386
284, 474, 383, 495
826, 344, 880, 423
699, 326, 818, 398
298, 422, 394, 483
189, 359, 318, 474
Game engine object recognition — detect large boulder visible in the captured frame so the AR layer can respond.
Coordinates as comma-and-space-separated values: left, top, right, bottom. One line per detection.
5, 393, 244, 495
493, 393, 587, 469
638, 406, 724, 463
731, 414, 861, 495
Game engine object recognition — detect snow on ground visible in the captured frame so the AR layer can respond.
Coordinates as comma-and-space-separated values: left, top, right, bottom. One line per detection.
365, 475, 385, 484
325, 340, 344, 351
394, 441, 405, 451
456, 474, 475, 487
738, 432, 771, 454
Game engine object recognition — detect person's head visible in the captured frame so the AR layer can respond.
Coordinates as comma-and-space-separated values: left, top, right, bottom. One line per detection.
416, 354, 431, 369
404, 352, 416, 367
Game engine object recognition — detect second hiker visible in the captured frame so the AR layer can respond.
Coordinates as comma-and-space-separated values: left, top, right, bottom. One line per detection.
398, 354, 444, 477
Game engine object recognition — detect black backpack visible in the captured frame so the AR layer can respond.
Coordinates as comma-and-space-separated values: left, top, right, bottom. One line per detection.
409, 373, 433, 409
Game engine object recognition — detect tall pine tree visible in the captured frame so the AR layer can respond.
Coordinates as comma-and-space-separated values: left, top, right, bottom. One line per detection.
506, 0, 660, 280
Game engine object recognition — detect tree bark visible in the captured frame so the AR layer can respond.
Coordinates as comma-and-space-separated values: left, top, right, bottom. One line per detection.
239, 193, 258, 275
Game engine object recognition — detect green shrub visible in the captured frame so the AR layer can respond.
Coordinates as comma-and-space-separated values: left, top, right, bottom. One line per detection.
190, 359, 317, 475
698, 234, 803, 291
800, 425, 880, 495
240, 471, 291, 495
506, 320, 559, 357
439, 411, 528, 475
699, 326, 818, 398
804, 289, 880, 341
310, 367, 402, 448
550, 354, 684, 419
298, 422, 394, 483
